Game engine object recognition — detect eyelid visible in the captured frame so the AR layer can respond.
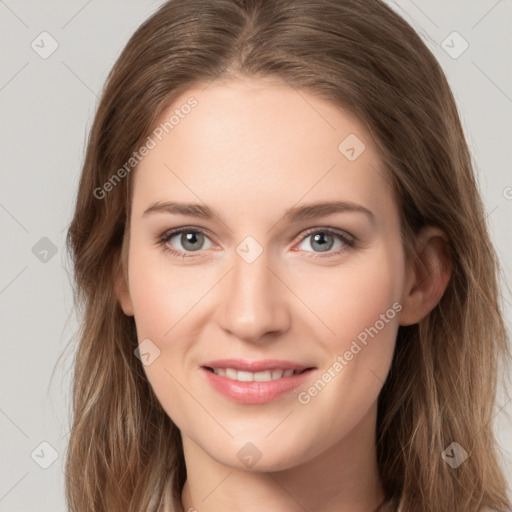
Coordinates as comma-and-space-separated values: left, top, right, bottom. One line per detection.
293, 225, 355, 245
158, 224, 357, 259
158, 226, 216, 251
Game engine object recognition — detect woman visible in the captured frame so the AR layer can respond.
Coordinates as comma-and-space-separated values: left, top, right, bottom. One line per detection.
64, 0, 511, 511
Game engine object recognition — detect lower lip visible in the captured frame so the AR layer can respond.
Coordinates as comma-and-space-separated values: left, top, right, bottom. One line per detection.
201, 367, 315, 404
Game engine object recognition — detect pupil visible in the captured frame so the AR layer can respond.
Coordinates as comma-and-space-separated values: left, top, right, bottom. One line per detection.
179, 232, 334, 253
312, 233, 333, 252
182, 232, 202, 251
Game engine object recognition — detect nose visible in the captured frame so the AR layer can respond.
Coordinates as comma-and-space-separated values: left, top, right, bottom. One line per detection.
216, 247, 291, 344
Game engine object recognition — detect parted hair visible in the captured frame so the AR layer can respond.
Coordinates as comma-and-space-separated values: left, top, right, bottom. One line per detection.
64, 1, 511, 511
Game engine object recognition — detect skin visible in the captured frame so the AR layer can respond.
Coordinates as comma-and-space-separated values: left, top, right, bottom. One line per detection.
115, 76, 451, 512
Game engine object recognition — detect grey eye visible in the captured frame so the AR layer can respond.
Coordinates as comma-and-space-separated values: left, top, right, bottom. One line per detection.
298, 231, 342, 253
169, 231, 212, 252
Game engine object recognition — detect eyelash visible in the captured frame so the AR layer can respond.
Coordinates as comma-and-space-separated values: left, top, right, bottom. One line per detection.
157, 226, 356, 260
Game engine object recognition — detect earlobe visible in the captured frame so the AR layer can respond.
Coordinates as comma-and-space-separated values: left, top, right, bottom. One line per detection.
399, 226, 452, 326
114, 258, 134, 317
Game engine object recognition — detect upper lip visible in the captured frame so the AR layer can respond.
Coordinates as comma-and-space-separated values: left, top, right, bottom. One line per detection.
201, 359, 315, 372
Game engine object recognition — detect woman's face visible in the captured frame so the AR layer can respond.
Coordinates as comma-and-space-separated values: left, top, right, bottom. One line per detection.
117, 77, 409, 471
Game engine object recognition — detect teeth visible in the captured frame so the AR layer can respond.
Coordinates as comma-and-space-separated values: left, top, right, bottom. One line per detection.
237, 370, 254, 382
225, 368, 238, 380
271, 369, 283, 379
211, 367, 302, 381
254, 370, 272, 381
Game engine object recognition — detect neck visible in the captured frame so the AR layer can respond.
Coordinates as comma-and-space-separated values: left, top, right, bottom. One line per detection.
178, 402, 386, 512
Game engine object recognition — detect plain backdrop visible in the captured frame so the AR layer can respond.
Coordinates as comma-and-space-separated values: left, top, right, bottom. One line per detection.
1, 1, 511, 510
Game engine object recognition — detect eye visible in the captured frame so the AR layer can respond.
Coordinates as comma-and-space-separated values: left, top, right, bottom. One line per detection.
158, 228, 213, 258
158, 226, 356, 260
295, 228, 355, 258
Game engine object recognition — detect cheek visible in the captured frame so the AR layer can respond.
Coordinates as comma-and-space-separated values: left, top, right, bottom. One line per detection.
127, 244, 200, 339
294, 245, 404, 350
292, 254, 402, 444
128, 235, 404, 352
127, 247, 202, 425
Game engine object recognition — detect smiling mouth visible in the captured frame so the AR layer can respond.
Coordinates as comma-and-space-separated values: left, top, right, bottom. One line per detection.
201, 364, 316, 404
203, 366, 312, 382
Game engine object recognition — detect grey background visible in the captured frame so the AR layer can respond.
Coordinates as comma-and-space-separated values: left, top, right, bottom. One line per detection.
0, 1, 511, 510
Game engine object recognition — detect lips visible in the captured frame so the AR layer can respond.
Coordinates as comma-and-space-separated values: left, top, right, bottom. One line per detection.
201, 358, 313, 372
201, 358, 316, 404
205, 367, 305, 381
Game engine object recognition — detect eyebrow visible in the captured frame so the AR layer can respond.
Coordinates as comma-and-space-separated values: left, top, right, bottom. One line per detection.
143, 200, 375, 225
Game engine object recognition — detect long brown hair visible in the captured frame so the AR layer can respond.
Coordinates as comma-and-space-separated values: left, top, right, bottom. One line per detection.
64, 1, 511, 510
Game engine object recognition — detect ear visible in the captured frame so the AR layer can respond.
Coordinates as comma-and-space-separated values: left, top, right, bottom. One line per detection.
399, 226, 452, 326
113, 252, 134, 317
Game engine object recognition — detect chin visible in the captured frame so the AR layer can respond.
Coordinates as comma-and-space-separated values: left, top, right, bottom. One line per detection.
206, 438, 311, 473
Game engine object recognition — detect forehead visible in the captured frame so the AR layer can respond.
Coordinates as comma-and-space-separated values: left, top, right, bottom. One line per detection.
132, 77, 396, 224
